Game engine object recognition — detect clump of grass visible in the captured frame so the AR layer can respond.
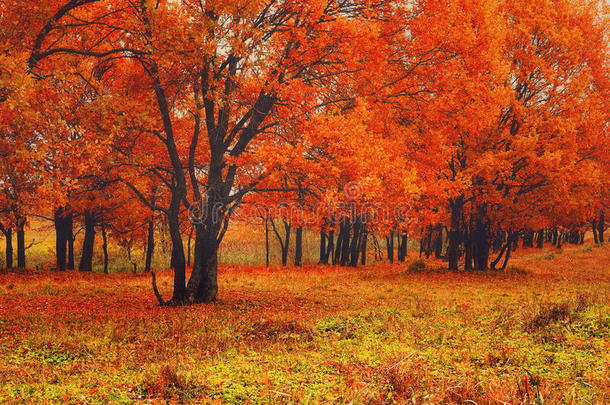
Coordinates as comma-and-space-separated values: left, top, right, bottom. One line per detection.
525, 295, 591, 332
247, 319, 311, 342
408, 259, 427, 272
525, 302, 571, 332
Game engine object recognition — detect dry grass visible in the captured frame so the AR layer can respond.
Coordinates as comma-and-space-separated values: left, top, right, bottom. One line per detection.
0, 238, 608, 403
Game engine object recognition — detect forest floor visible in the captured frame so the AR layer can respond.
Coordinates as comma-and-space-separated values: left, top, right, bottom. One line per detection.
0, 243, 608, 404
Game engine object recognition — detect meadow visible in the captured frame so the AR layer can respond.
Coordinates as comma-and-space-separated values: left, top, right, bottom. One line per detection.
0, 236, 608, 403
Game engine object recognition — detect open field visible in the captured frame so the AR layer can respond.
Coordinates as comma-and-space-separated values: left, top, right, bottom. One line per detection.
0, 243, 608, 403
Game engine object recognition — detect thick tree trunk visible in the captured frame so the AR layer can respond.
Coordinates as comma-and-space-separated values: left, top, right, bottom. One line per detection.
536, 229, 544, 249
54, 207, 67, 271
295, 226, 303, 266
522, 229, 534, 248
17, 222, 25, 268
168, 196, 186, 301
348, 220, 361, 267
186, 220, 220, 303
3, 228, 13, 269
464, 226, 473, 271
386, 231, 394, 264
145, 220, 155, 272
472, 216, 489, 270
67, 213, 74, 269
339, 218, 351, 266
101, 223, 108, 274
360, 231, 367, 265
592, 220, 599, 244
79, 211, 96, 271
326, 229, 334, 264
55, 208, 74, 270
333, 220, 345, 265
67, 211, 74, 270
319, 230, 327, 264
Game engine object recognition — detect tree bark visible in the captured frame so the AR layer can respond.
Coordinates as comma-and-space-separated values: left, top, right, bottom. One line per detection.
145, 220, 155, 272
2, 228, 12, 269
282, 221, 291, 266
386, 231, 394, 264
348, 219, 361, 267
265, 218, 270, 267
295, 226, 303, 266
472, 215, 489, 270
447, 198, 463, 270
433, 224, 443, 258
66, 211, 74, 269
326, 229, 334, 265
536, 229, 544, 249
168, 194, 186, 301
599, 211, 605, 244
187, 225, 193, 267
319, 229, 327, 264
54, 207, 67, 271
340, 218, 351, 266
101, 223, 108, 274
17, 221, 25, 268
592, 220, 599, 244
79, 210, 96, 271
360, 230, 367, 265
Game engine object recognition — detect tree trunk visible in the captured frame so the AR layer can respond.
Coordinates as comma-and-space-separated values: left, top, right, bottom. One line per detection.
326, 229, 334, 264
536, 229, 544, 249
54, 207, 67, 271
168, 196, 186, 301
79, 210, 96, 271
360, 231, 367, 265
340, 218, 351, 266
187, 225, 193, 267
349, 220, 361, 267
101, 223, 108, 274
17, 222, 25, 268
66, 211, 74, 270
319, 230, 326, 264
265, 218, 270, 267
501, 233, 515, 270
295, 226, 303, 266
490, 233, 510, 270
3, 228, 12, 269
333, 220, 345, 265
282, 221, 291, 266
386, 231, 394, 264
464, 225, 473, 271
145, 220, 155, 272
592, 220, 599, 244
186, 219, 220, 303
472, 215, 489, 270
447, 198, 463, 270
599, 211, 605, 244
523, 229, 534, 248
433, 224, 443, 258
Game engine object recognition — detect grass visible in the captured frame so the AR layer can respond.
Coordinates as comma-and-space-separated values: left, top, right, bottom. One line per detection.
0, 238, 609, 403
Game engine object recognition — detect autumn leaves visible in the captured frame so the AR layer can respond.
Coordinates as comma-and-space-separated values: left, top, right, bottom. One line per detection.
0, 0, 607, 299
